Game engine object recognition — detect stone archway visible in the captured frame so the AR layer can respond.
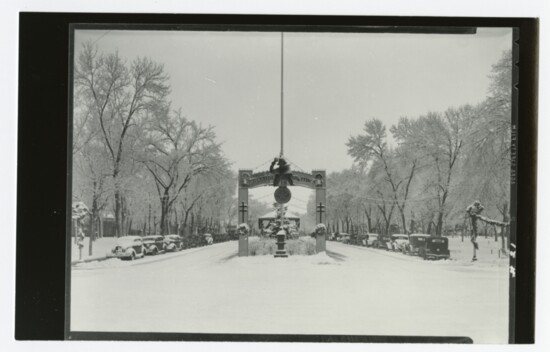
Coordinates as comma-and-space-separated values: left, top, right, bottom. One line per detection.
237, 169, 326, 256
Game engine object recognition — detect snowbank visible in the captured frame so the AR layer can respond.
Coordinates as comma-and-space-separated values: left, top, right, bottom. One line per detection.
234, 251, 339, 265
71, 237, 116, 262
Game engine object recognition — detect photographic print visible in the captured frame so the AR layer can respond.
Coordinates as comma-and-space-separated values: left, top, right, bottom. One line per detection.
67, 25, 515, 343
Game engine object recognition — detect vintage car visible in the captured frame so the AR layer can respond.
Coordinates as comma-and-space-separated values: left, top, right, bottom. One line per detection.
164, 234, 183, 252
182, 234, 207, 248
423, 236, 451, 260
366, 233, 379, 247
376, 236, 392, 250
108, 236, 145, 260
203, 233, 214, 245
339, 233, 351, 244
355, 233, 369, 246
390, 234, 410, 252
212, 233, 230, 243
142, 235, 166, 255
403, 234, 431, 256
370, 235, 390, 249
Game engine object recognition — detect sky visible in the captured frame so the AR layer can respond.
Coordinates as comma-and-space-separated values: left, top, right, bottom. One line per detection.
74, 27, 512, 212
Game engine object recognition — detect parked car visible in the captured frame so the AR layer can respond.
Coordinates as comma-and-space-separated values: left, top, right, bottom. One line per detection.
203, 233, 214, 245
424, 236, 451, 260
164, 234, 183, 252
391, 234, 409, 252
142, 235, 166, 255
355, 233, 369, 246
212, 233, 230, 243
108, 236, 145, 260
370, 235, 389, 249
183, 234, 207, 248
366, 233, 379, 247
376, 236, 392, 250
339, 233, 351, 244
403, 234, 431, 256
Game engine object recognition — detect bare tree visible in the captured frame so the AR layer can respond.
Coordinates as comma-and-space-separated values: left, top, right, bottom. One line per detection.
141, 109, 229, 235
74, 42, 170, 236
393, 106, 475, 236
347, 119, 418, 233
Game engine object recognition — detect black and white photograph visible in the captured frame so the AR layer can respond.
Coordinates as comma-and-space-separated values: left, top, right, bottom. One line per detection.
67, 25, 517, 343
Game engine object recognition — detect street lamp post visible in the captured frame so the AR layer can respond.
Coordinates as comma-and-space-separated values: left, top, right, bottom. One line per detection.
274, 202, 288, 258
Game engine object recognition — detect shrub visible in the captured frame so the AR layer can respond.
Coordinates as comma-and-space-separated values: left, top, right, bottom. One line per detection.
247, 237, 316, 256
248, 237, 276, 256
286, 237, 317, 255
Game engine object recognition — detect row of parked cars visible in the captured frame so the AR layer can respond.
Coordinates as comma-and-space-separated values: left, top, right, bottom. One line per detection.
107, 233, 215, 261
335, 233, 451, 260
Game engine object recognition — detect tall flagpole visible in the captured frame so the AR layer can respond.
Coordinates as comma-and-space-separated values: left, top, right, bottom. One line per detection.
280, 32, 284, 158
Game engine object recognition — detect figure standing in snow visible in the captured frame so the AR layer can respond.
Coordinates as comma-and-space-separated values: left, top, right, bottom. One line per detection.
269, 157, 294, 186
466, 200, 484, 261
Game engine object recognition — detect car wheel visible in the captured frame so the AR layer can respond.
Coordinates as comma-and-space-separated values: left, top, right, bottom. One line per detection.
153, 247, 158, 255
130, 252, 135, 261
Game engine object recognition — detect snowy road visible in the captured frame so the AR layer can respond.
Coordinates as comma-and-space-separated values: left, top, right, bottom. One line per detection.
70, 240, 509, 343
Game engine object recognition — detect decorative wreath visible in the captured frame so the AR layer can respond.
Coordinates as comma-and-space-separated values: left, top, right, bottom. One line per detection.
238, 223, 250, 236
315, 223, 327, 234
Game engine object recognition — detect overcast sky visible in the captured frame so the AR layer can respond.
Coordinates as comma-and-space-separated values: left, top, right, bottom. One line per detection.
74, 28, 512, 212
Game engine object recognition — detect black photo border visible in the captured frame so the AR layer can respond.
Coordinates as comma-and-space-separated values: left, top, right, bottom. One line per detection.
16, 13, 538, 344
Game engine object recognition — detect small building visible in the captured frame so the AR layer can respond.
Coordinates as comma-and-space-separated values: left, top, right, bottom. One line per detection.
101, 212, 116, 237
258, 209, 301, 236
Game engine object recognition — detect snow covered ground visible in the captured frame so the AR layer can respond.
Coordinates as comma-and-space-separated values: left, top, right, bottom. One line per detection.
70, 240, 509, 343
71, 237, 118, 262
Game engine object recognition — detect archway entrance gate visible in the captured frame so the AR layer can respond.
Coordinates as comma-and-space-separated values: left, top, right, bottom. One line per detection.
237, 169, 326, 256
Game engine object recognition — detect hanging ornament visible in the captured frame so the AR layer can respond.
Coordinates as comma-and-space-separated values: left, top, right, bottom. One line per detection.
274, 186, 292, 204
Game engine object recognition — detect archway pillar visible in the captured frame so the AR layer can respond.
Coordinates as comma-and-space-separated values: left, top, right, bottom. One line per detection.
313, 170, 327, 253
237, 169, 252, 257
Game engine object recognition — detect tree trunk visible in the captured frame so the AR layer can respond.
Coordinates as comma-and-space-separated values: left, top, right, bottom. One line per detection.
121, 196, 126, 236
98, 216, 103, 238
366, 215, 372, 233
89, 188, 98, 256
127, 218, 133, 236
400, 209, 407, 235
114, 190, 122, 237
147, 203, 152, 235
501, 201, 509, 252
159, 191, 171, 236
174, 208, 179, 235
436, 211, 444, 237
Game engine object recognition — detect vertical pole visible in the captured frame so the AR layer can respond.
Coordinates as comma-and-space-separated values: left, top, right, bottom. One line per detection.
280, 32, 284, 158
238, 170, 251, 257
314, 170, 327, 252
274, 202, 288, 258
